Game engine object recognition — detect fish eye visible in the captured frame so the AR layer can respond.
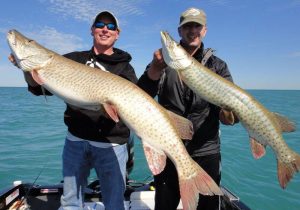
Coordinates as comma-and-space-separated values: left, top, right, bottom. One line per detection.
25, 40, 34, 45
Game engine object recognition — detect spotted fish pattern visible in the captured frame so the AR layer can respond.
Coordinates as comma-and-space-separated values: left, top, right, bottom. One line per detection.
160, 31, 300, 189
7, 29, 223, 210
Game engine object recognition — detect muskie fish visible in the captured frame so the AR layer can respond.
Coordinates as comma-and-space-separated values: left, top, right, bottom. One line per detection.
7, 29, 223, 210
160, 31, 300, 189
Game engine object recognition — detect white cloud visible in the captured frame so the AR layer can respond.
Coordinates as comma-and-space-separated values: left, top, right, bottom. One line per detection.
0, 26, 88, 87
46, 0, 148, 24
25, 27, 88, 54
1, 26, 86, 55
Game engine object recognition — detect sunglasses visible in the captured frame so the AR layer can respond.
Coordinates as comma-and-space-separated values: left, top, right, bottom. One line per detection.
181, 22, 203, 30
94, 22, 117, 31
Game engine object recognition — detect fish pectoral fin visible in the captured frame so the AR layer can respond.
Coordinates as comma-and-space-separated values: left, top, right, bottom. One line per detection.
272, 112, 296, 133
219, 108, 237, 125
142, 142, 167, 175
103, 103, 119, 123
250, 137, 266, 159
166, 110, 194, 140
31, 70, 44, 85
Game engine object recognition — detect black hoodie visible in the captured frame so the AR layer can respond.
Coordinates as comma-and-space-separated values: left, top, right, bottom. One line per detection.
138, 43, 233, 156
28, 48, 137, 144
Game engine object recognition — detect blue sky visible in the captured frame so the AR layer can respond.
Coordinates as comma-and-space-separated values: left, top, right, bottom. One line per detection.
1, 0, 300, 89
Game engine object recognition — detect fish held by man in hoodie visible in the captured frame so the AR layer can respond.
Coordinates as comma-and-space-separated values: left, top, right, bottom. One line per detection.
160, 31, 300, 189
7, 29, 224, 210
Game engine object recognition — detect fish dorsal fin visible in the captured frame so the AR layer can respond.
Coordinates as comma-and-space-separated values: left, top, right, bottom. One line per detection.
272, 112, 296, 133
142, 142, 167, 175
250, 137, 266, 159
166, 110, 194, 140
103, 103, 119, 123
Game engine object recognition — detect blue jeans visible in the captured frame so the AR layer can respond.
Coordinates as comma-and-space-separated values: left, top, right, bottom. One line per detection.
61, 138, 128, 210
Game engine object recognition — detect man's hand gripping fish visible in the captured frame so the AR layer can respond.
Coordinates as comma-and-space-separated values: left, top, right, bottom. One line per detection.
7, 29, 223, 210
160, 31, 300, 189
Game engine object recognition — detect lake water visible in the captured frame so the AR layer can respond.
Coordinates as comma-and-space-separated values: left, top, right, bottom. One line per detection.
0, 88, 299, 210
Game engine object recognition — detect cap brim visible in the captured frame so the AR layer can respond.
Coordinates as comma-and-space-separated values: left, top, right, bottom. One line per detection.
179, 18, 205, 27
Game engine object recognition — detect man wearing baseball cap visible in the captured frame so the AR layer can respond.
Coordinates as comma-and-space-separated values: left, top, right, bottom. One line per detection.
138, 7, 238, 210
62, 10, 137, 210
14, 10, 137, 210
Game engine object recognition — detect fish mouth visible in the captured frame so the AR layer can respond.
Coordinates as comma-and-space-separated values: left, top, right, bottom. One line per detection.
160, 31, 175, 58
7, 30, 17, 49
7, 30, 20, 63
160, 31, 192, 69
160, 31, 172, 50
7, 29, 31, 67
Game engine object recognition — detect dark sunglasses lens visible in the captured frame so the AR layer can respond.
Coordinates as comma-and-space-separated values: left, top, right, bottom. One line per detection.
107, 23, 117, 31
95, 22, 117, 31
95, 22, 105, 28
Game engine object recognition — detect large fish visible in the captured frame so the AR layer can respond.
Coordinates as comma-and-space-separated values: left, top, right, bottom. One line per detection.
160, 31, 300, 189
7, 29, 223, 210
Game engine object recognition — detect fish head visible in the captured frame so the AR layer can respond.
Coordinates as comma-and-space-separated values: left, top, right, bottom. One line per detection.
7, 29, 53, 72
160, 31, 192, 70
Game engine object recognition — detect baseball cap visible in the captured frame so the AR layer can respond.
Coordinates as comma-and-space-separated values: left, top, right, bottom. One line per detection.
92, 10, 120, 30
179, 8, 206, 27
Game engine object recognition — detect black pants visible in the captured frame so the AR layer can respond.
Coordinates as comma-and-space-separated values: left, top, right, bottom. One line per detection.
154, 153, 221, 210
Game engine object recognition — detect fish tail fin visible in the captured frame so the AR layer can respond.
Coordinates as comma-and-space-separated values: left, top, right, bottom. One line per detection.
178, 163, 223, 210
277, 152, 300, 189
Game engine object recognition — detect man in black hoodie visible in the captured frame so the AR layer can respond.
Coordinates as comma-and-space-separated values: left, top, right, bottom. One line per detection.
10, 11, 137, 210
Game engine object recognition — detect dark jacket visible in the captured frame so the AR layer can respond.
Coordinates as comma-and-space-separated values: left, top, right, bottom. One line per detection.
138, 43, 233, 156
28, 48, 138, 144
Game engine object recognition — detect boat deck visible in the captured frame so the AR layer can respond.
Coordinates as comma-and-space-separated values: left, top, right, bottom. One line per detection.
0, 181, 250, 210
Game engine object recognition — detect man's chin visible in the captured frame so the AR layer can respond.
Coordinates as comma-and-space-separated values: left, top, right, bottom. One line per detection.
188, 39, 201, 46
182, 39, 201, 48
